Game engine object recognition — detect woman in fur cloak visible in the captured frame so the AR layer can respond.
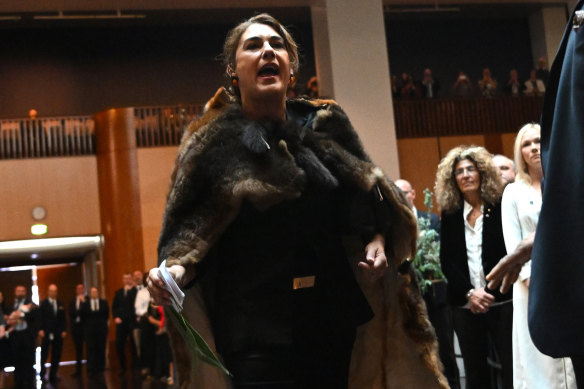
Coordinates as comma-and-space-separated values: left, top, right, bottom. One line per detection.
148, 13, 448, 389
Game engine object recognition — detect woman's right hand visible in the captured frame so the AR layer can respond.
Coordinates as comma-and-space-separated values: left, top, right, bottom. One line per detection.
147, 264, 191, 306
468, 288, 494, 314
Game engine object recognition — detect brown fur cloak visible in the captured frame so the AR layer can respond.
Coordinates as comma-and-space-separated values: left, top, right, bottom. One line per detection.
159, 88, 449, 389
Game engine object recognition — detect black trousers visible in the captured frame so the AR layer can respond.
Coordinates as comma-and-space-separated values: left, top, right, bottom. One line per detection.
225, 327, 356, 389
115, 321, 137, 370
139, 317, 156, 373
572, 356, 584, 389
71, 323, 84, 371
86, 328, 107, 375
423, 285, 460, 389
10, 329, 36, 389
453, 303, 513, 389
40, 332, 64, 380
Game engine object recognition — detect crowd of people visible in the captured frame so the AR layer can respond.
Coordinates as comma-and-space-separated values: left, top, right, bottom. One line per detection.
392, 57, 550, 99
0, 270, 174, 388
395, 121, 577, 389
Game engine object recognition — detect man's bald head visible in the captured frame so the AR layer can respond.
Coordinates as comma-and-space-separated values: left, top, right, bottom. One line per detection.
395, 179, 416, 207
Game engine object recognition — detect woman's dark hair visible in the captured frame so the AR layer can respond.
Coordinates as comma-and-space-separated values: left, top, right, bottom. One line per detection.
221, 13, 299, 97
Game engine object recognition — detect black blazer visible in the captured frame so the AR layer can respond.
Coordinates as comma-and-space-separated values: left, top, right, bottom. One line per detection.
440, 202, 511, 307
112, 287, 137, 323
68, 295, 87, 327
418, 210, 440, 235
530, 0, 584, 358
39, 298, 67, 334
82, 299, 109, 334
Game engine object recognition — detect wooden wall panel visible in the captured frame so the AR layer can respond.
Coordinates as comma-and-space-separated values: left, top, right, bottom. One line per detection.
500, 132, 518, 159
438, 135, 486, 159
397, 137, 441, 211
0, 157, 101, 241
137, 147, 178, 271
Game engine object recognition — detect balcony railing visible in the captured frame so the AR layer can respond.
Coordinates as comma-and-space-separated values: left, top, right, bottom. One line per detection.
134, 105, 203, 148
0, 117, 95, 160
393, 96, 544, 138
0, 97, 545, 160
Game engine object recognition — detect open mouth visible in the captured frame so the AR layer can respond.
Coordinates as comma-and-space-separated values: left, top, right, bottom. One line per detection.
258, 63, 279, 77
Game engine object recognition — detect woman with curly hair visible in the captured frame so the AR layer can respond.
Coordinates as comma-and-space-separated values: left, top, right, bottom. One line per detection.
435, 145, 513, 389
501, 124, 576, 388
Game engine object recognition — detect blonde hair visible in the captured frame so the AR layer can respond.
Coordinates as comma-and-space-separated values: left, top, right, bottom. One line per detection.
435, 145, 503, 214
513, 123, 541, 185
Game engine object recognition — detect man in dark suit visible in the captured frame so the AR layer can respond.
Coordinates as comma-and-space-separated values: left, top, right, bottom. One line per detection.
395, 178, 459, 388
112, 272, 138, 375
7, 285, 38, 389
395, 179, 440, 233
68, 284, 87, 377
39, 284, 67, 383
83, 287, 109, 377
487, 2, 584, 386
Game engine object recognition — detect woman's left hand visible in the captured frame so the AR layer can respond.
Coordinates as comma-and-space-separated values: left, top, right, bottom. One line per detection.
358, 233, 388, 282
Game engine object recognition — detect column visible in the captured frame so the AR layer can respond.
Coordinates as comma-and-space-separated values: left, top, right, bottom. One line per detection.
94, 108, 145, 304
313, 0, 400, 179
529, 5, 568, 68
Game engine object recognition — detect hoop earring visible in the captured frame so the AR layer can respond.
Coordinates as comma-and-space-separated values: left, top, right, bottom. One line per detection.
231, 75, 239, 88
290, 74, 295, 85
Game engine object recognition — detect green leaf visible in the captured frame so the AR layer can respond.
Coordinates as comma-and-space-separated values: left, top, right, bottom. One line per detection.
167, 306, 232, 377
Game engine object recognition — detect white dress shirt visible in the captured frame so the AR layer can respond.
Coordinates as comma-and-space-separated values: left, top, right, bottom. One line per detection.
463, 201, 486, 290
134, 287, 151, 317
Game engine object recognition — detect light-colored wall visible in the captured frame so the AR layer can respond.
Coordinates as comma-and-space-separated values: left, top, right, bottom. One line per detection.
0, 156, 101, 241
323, 0, 400, 179
136, 146, 178, 271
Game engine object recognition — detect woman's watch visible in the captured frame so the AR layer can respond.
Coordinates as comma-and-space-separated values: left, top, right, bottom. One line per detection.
466, 289, 474, 301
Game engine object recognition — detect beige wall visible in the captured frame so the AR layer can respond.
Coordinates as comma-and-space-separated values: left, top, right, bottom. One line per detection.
0, 156, 101, 241
136, 147, 178, 271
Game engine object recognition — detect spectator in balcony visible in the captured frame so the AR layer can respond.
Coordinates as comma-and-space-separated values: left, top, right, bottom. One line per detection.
421, 68, 440, 99
400, 72, 421, 98
452, 71, 474, 97
492, 154, 516, 187
535, 56, 550, 86
504, 69, 524, 97
28, 109, 38, 119
478, 68, 498, 97
391, 74, 400, 99
524, 69, 546, 97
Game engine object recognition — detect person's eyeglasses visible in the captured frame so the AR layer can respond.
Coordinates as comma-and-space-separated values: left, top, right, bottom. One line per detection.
454, 166, 477, 177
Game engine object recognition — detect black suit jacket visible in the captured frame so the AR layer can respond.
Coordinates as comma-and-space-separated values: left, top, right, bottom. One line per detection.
39, 298, 67, 335
530, 0, 584, 358
440, 202, 511, 307
82, 299, 109, 334
112, 287, 137, 324
68, 295, 87, 327
417, 210, 440, 235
